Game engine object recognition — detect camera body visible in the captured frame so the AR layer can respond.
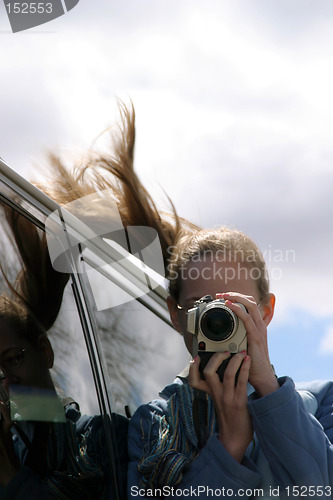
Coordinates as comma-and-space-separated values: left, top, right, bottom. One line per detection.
187, 295, 247, 353
187, 295, 247, 380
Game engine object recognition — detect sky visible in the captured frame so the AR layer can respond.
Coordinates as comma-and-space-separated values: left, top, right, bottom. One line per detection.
1, 0, 333, 392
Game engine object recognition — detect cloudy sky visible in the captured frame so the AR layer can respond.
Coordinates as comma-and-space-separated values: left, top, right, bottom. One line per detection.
1, 0, 333, 388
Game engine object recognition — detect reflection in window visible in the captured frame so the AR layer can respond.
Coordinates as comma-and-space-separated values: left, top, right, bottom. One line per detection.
81, 260, 188, 415
0, 202, 128, 499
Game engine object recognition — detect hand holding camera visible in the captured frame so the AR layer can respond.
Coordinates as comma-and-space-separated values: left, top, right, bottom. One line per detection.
189, 349, 253, 462
187, 294, 247, 381
212, 291, 279, 396
187, 294, 254, 461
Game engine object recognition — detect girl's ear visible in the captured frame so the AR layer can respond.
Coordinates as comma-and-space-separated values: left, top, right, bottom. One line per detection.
167, 296, 183, 333
37, 334, 54, 369
261, 293, 275, 327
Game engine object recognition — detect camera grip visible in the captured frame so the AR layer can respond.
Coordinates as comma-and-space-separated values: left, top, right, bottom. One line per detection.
198, 352, 241, 383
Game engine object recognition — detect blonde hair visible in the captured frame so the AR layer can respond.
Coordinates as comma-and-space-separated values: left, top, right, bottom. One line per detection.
167, 227, 270, 301
37, 102, 198, 270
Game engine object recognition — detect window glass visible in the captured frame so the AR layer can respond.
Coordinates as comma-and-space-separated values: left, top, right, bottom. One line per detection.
79, 260, 188, 414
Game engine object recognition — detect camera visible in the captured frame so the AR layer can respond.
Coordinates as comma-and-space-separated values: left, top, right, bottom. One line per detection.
187, 295, 247, 380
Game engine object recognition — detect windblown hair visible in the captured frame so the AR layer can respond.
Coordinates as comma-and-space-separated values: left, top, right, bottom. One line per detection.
37, 103, 199, 270
0, 205, 69, 341
29, 101, 271, 415
36, 101, 269, 306
33, 103, 200, 409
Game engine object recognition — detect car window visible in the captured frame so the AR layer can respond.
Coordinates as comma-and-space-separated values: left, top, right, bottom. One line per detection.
0, 158, 188, 498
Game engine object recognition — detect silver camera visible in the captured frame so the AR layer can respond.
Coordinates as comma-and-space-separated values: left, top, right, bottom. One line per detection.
187, 295, 247, 378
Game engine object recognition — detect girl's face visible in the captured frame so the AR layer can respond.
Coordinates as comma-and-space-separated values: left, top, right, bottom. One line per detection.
0, 319, 54, 394
167, 258, 270, 354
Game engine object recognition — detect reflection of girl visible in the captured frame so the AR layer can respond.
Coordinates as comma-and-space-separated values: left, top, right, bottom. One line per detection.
0, 208, 127, 499
36, 104, 333, 497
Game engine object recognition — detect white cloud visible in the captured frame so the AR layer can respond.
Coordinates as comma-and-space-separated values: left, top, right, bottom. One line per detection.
318, 324, 333, 355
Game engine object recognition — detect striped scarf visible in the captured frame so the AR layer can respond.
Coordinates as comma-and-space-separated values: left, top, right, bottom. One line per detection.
138, 383, 216, 490
24, 418, 106, 499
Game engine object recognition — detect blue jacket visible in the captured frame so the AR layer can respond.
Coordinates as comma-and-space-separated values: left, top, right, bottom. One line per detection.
128, 376, 333, 499
1, 403, 128, 499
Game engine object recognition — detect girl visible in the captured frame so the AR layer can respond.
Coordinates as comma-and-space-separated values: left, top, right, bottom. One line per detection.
36, 103, 333, 498
128, 227, 333, 498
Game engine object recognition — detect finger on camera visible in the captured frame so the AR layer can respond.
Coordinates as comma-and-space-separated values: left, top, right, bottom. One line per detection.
235, 355, 251, 391
222, 293, 262, 324
219, 292, 255, 304
189, 356, 203, 383
203, 352, 231, 379
189, 357, 211, 392
223, 352, 247, 385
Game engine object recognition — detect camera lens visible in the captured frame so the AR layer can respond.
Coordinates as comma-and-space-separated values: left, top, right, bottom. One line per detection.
201, 308, 235, 342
